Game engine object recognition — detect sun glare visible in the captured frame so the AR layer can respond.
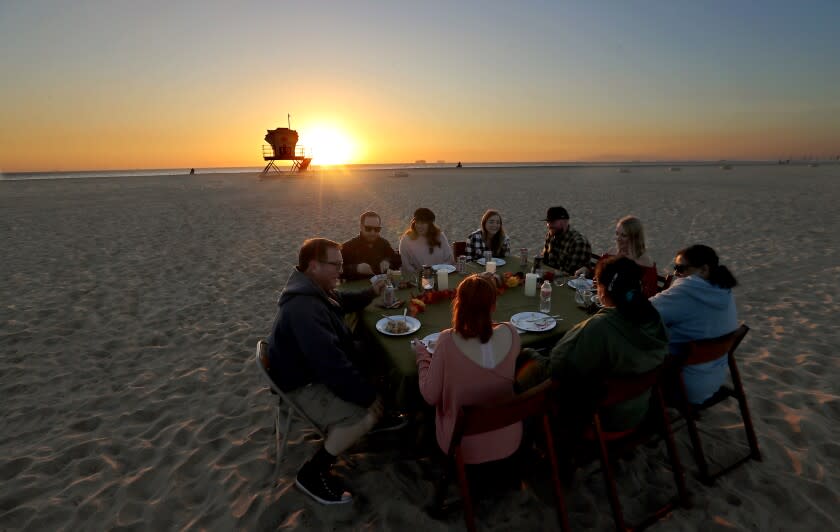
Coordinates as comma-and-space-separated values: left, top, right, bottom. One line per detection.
300, 126, 355, 165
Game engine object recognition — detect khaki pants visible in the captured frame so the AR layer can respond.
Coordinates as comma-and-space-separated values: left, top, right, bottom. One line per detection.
290, 384, 379, 455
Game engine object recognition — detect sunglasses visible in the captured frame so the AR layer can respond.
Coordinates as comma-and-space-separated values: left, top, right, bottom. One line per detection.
673, 263, 692, 274
364, 225, 382, 233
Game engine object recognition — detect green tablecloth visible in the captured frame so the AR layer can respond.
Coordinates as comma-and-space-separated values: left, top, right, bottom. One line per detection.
346, 261, 590, 381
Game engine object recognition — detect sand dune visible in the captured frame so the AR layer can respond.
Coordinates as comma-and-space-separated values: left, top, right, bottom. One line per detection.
1, 165, 838, 530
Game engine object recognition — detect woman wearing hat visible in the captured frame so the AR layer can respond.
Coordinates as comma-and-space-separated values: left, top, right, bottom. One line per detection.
398, 208, 454, 275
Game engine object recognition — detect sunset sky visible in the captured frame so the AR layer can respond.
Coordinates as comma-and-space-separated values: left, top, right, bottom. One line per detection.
1, 1, 838, 171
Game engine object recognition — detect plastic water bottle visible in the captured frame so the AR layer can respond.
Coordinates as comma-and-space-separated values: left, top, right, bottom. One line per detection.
540, 280, 552, 313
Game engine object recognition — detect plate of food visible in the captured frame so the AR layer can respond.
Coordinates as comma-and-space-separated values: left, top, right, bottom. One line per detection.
432, 264, 456, 274
510, 312, 557, 332
420, 332, 441, 353
476, 257, 506, 266
567, 277, 594, 290
376, 316, 421, 336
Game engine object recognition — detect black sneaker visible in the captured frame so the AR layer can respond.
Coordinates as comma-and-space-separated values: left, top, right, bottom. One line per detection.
369, 412, 409, 434
295, 467, 353, 505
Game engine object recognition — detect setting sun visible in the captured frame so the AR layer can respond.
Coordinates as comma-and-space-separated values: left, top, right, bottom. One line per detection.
299, 125, 356, 165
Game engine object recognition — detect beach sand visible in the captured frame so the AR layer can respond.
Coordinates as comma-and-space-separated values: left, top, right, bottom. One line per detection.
1, 165, 838, 530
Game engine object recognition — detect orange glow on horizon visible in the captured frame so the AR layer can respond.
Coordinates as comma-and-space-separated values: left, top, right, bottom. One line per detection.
297, 125, 357, 166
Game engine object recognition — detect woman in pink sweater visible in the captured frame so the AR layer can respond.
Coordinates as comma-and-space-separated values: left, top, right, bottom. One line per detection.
413, 274, 522, 464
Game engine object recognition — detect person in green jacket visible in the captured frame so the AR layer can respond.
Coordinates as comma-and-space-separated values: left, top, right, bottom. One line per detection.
519, 256, 668, 433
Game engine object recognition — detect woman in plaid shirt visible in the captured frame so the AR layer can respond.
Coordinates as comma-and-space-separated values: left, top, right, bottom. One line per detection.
465, 209, 511, 260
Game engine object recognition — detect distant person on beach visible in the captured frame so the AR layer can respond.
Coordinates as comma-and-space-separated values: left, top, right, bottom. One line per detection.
189, 168, 195, 174
650, 245, 739, 404
398, 207, 454, 275
541, 206, 592, 275
465, 209, 511, 260
266, 238, 406, 505
341, 211, 401, 280
575, 215, 659, 297
413, 274, 523, 464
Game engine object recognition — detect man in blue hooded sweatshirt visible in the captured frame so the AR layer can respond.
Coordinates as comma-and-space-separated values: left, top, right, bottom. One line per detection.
650, 245, 739, 404
266, 237, 402, 505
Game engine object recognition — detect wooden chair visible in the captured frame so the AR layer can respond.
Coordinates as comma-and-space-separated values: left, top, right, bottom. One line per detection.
433, 380, 570, 532
671, 324, 761, 485
586, 366, 690, 531
255, 340, 325, 468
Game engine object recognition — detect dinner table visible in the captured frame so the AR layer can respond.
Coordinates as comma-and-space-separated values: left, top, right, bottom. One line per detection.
343, 258, 593, 409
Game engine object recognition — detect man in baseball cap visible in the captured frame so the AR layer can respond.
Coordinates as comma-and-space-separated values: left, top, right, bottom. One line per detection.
541, 206, 592, 274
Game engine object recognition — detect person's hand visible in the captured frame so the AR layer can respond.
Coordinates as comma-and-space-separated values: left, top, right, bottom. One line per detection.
371, 278, 386, 295
574, 266, 589, 277
369, 396, 384, 419
356, 263, 373, 275
379, 260, 391, 273
411, 338, 430, 356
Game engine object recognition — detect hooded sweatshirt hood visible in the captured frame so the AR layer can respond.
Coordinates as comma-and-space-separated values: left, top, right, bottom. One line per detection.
278, 268, 338, 308
650, 275, 738, 345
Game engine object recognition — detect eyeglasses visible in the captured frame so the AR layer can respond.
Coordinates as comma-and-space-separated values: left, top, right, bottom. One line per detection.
320, 260, 344, 270
363, 225, 382, 233
673, 263, 692, 274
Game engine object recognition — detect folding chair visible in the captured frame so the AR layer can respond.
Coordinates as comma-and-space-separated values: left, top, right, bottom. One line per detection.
255, 340, 325, 467
432, 380, 570, 532
586, 366, 690, 531
671, 324, 761, 485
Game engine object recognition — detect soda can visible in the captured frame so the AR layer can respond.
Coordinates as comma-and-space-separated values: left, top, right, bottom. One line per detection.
519, 247, 529, 268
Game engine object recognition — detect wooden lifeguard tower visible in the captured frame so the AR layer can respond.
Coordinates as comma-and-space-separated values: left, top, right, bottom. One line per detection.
260, 119, 312, 176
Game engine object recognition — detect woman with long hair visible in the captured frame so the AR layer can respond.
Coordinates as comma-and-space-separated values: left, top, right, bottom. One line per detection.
398, 207, 454, 274
576, 215, 659, 297
465, 209, 511, 260
650, 244, 739, 404
413, 274, 522, 464
545, 256, 668, 431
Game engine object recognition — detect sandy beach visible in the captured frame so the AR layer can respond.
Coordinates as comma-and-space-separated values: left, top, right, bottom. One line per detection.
1, 165, 838, 530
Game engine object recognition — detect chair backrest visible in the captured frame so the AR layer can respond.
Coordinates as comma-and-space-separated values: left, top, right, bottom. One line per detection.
599, 366, 663, 408
255, 340, 287, 398
682, 324, 750, 366
453, 380, 555, 444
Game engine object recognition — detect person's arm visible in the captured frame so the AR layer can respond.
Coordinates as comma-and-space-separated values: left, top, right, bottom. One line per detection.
549, 319, 608, 386
649, 280, 686, 327
289, 300, 376, 407
565, 235, 593, 275
416, 334, 446, 406
502, 235, 511, 258
336, 286, 378, 313
439, 232, 454, 264
340, 239, 367, 279
399, 236, 420, 274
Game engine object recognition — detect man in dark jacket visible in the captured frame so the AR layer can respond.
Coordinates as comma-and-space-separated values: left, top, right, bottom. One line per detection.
340, 211, 401, 280
266, 237, 398, 505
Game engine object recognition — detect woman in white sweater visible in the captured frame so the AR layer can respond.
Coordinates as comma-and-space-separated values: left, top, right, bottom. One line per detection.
398, 207, 454, 274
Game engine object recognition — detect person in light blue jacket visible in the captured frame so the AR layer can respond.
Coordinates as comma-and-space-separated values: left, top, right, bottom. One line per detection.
650, 245, 739, 404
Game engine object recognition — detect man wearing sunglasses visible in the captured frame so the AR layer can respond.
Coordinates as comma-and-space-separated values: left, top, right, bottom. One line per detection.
341, 211, 401, 280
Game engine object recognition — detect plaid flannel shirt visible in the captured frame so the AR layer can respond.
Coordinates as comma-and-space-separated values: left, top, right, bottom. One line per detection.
542, 227, 592, 274
465, 229, 511, 260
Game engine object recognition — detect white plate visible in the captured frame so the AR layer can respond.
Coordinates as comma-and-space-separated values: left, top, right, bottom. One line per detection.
421, 332, 441, 353
432, 264, 456, 274
375, 316, 421, 336
567, 277, 593, 290
510, 312, 557, 332
476, 257, 506, 266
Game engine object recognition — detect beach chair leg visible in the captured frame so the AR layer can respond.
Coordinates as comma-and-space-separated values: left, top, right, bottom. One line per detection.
279, 405, 293, 464
274, 404, 282, 466
594, 417, 627, 532
657, 387, 690, 508
542, 414, 571, 532
730, 360, 762, 462
453, 448, 477, 532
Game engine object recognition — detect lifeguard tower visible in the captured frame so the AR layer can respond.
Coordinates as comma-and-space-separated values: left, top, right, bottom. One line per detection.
260, 125, 312, 177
